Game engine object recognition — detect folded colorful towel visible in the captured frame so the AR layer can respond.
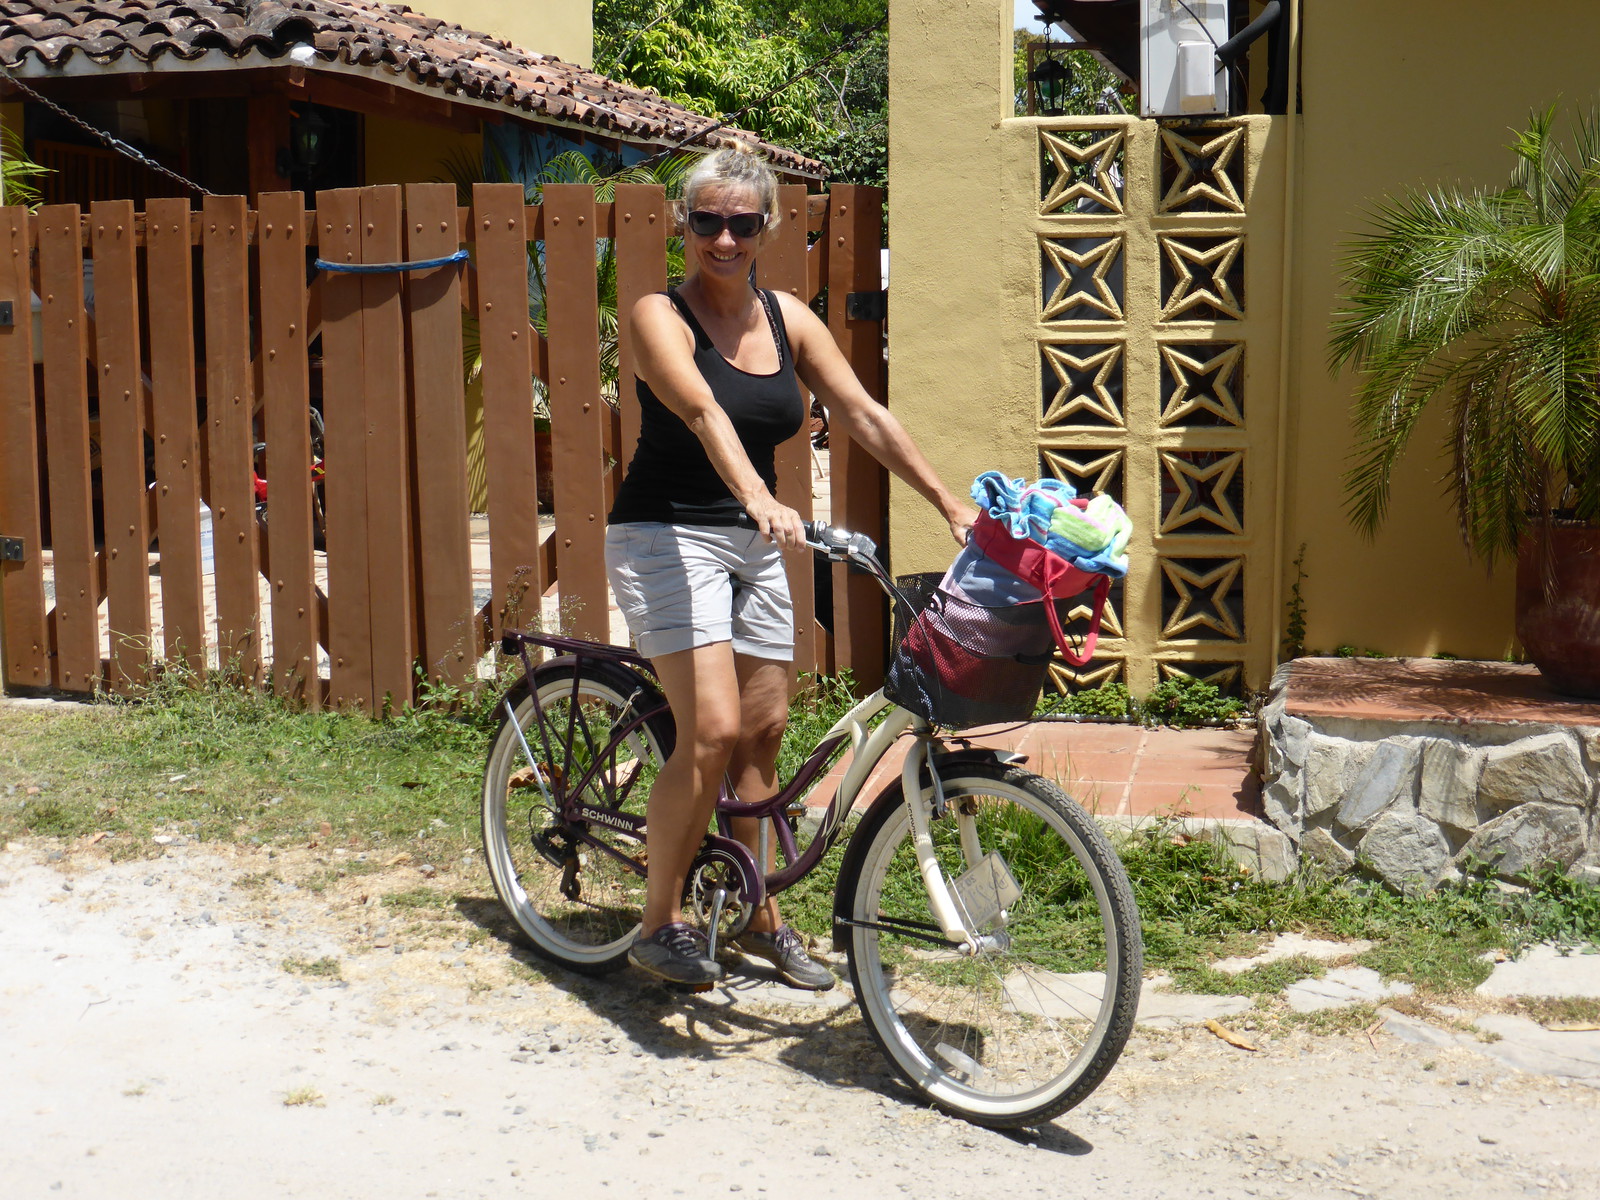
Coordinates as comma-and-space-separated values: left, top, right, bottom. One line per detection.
1048, 502, 1112, 555
971, 472, 1078, 540
968, 471, 1131, 579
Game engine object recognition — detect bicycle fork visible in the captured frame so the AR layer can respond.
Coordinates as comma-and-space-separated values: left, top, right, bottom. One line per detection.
901, 735, 1014, 957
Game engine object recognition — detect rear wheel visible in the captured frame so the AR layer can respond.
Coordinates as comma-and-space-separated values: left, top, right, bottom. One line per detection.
481, 663, 674, 973
836, 762, 1142, 1128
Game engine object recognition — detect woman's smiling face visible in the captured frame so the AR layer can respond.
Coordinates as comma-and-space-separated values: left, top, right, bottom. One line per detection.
685, 182, 767, 280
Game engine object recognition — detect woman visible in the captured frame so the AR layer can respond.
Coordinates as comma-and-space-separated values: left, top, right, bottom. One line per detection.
605, 147, 973, 989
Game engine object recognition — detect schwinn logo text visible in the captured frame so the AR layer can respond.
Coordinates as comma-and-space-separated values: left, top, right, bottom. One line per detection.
580, 807, 639, 832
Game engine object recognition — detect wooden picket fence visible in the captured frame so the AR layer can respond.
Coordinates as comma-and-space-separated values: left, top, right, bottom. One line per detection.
0, 182, 889, 708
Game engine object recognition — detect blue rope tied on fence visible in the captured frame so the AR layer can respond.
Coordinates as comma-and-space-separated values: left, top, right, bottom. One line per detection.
314, 249, 469, 275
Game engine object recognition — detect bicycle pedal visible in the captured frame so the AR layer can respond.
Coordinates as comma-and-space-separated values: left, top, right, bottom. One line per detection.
667, 980, 717, 995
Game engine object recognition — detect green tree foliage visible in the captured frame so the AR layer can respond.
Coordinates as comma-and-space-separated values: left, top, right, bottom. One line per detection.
594, 0, 887, 185
1, 123, 49, 208
595, 0, 827, 147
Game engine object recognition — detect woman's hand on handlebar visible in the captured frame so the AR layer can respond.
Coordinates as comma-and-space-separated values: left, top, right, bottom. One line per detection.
947, 504, 979, 548
744, 493, 808, 550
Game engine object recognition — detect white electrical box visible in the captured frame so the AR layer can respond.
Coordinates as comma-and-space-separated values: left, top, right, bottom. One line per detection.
1140, 0, 1229, 117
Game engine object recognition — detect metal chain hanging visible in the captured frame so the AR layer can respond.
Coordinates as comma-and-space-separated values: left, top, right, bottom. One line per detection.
0, 69, 215, 199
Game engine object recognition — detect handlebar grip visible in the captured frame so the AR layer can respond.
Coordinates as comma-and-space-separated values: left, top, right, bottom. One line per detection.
733, 512, 823, 543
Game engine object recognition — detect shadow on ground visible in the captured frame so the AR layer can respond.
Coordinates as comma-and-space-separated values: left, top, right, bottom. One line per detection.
455, 892, 1105, 1153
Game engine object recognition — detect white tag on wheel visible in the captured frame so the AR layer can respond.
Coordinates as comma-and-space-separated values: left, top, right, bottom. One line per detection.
952, 851, 1023, 933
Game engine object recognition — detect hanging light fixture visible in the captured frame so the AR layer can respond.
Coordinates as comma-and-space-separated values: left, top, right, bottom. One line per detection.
1027, 45, 1076, 116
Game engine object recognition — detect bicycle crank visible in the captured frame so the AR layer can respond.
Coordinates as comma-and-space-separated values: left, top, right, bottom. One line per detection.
684, 855, 754, 942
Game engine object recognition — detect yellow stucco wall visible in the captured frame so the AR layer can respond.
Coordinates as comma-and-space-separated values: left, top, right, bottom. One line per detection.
890, 0, 1600, 683
415, 1, 592, 68
363, 115, 480, 190
1288, 0, 1600, 660
887, 0, 1023, 576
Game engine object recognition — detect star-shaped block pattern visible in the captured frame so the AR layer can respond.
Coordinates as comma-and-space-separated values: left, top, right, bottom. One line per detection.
1159, 343, 1244, 428
1158, 124, 1246, 214
1159, 234, 1245, 322
1042, 342, 1125, 428
1159, 450, 1245, 536
1157, 660, 1244, 694
1040, 128, 1125, 216
1063, 580, 1124, 639
1041, 235, 1124, 321
1040, 447, 1125, 505
1046, 656, 1125, 696
1159, 557, 1246, 642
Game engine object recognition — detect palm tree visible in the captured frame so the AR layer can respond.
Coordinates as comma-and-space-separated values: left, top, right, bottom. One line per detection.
1, 123, 50, 207
1329, 104, 1600, 567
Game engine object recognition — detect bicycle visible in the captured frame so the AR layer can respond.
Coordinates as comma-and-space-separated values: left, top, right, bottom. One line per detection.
480, 520, 1143, 1129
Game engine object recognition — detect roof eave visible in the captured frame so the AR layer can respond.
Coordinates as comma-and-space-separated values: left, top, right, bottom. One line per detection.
5, 49, 826, 179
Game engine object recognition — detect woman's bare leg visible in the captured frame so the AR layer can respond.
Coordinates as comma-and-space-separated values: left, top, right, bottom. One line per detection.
639, 641, 742, 936
726, 655, 791, 933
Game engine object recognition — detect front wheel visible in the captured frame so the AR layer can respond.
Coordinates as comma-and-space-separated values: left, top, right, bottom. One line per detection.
835, 763, 1142, 1128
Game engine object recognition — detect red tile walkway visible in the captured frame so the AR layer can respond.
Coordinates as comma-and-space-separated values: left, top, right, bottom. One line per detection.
1283, 656, 1600, 728
808, 719, 1262, 822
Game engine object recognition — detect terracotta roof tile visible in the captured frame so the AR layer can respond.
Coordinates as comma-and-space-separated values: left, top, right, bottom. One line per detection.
0, 0, 821, 174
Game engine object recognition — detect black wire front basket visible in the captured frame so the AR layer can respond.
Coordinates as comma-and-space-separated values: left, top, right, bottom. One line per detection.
883, 571, 1059, 729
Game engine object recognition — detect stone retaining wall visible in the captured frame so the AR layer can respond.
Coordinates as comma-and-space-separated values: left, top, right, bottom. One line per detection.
1259, 665, 1600, 890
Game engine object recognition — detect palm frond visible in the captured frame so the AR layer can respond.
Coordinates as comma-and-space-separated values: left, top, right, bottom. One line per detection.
1331, 101, 1600, 559
0, 124, 49, 209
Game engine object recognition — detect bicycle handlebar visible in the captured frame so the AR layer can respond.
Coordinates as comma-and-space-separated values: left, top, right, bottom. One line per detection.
733, 512, 879, 564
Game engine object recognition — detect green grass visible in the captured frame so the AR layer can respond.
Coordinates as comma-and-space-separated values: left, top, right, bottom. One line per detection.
5, 669, 1599, 1012
0, 665, 492, 862
1116, 817, 1600, 994
1173, 955, 1328, 996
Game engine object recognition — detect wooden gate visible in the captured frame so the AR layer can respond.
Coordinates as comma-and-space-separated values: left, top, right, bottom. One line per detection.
0, 182, 888, 707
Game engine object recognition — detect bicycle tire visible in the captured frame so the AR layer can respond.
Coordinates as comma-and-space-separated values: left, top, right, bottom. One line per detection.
835, 762, 1142, 1128
481, 661, 675, 974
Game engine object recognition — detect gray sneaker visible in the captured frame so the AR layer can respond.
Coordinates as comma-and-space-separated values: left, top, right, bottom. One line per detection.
628, 922, 722, 986
734, 924, 836, 991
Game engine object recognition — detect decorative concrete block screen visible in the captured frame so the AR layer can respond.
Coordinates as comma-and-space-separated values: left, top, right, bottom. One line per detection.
1032, 116, 1286, 696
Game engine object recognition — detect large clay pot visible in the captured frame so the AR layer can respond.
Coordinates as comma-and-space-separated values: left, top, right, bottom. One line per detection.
1516, 522, 1600, 698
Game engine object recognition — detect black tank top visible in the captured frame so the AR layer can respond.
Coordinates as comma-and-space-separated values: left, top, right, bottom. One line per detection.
608, 287, 805, 526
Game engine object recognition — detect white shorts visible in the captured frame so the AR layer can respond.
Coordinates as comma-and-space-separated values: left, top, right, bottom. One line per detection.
605, 523, 794, 661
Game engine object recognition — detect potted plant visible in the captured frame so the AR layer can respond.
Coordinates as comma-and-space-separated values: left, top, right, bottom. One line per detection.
1329, 104, 1600, 697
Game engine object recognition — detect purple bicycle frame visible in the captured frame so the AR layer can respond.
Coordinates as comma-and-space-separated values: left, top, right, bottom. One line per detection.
503, 630, 870, 912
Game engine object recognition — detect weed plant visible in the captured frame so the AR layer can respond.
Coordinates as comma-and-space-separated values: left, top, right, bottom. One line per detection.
1036, 682, 1133, 721
1035, 676, 1244, 727
1119, 818, 1600, 993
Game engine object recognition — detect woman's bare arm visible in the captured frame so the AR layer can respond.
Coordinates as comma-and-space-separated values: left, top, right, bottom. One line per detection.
776, 292, 974, 545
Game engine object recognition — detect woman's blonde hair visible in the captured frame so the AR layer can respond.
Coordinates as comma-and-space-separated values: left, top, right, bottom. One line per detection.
680, 146, 781, 234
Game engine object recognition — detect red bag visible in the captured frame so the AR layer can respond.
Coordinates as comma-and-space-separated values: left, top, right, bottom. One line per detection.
970, 508, 1112, 667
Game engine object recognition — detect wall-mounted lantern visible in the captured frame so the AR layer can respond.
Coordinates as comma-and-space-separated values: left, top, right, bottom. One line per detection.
278, 105, 332, 178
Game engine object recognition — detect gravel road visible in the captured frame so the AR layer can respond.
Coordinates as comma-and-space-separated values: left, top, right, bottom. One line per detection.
3, 837, 1597, 1200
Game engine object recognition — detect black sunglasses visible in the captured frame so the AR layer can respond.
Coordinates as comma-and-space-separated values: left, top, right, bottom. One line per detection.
686, 210, 768, 239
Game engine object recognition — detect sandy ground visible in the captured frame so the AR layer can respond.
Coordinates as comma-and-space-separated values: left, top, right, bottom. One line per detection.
3, 837, 1599, 1200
